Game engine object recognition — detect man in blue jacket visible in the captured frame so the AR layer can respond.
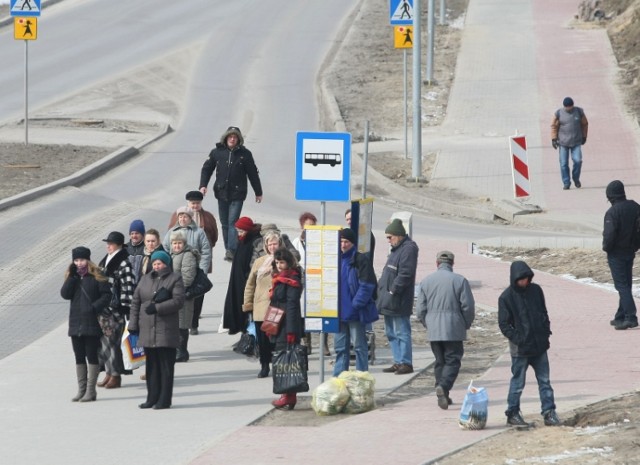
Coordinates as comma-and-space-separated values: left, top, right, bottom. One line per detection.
498, 261, 560, 427
333, 228, 378, 376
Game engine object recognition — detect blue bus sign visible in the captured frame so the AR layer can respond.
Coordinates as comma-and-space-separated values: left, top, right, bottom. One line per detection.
295, 131, 351, 202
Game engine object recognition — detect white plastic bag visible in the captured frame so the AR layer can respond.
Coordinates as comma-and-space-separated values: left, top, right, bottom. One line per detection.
459, 381, 488, 430
121, 327, 145, 371
338, 370, 376, 414
311, 378, 350, 416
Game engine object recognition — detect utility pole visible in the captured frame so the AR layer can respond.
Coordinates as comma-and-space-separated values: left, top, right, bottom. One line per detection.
412, 0, 422, 180
426, 0, 435, 84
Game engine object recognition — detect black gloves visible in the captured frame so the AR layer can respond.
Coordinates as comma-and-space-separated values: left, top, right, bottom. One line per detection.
145, 303, 157, 315
551, 139, 559, 150
128, 329, 139, 336
581, 137, 587, 145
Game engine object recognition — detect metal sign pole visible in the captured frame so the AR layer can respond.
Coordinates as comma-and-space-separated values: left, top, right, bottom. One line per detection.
24, 39, 29, 146
412, 0, 422, 179
319, 201, 326, 383
361, 120, 369, 199
404, 49, 408, 159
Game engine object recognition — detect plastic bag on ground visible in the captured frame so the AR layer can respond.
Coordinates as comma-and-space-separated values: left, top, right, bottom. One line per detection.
338, 370, 376, 414
311, 378, 350, 416
458, 380, 489, 430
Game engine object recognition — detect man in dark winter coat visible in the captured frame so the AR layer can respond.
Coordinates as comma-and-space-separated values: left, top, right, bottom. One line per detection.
377, 218, 419, 375
199, 126, 263, 262
498, 261, 560, 427
603, 180, 640, 330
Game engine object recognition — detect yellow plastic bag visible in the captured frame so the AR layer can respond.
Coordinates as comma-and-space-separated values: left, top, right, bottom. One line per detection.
338, 370, 376, 414
311, 378, 350, 416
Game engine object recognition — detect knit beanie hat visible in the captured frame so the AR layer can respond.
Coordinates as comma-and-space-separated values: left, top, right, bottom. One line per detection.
562, 97, 574, 107
72, 246, 91, 260
129, 219, 145, 235
385, 218, 406, 236
235, 216, 255, 231
340, 228, 357, 244
176, 206, 194, 218
150, 250, 171, 267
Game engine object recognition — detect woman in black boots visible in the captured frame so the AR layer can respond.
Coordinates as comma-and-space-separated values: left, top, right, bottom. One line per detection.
60, 246, 112, 402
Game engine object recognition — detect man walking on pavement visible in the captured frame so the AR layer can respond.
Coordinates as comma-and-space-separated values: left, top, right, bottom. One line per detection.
603, 180, 640, 330
377, 219, 419, 375
199, 126, 263, 262
551, 97, 588, 190
417, 251, 475, 410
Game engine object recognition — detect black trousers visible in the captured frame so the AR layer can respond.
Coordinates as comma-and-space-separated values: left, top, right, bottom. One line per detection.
254, 321, 274, 366
191, 294, 205, 329
430, 340, 464, 392
71, 335, 101, 365
144, 347, 177, 408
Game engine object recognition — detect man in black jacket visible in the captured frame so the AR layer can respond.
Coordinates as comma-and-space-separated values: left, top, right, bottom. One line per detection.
603, 180, 640, 330
498, 261, 560, 427
199, 126, 263, 261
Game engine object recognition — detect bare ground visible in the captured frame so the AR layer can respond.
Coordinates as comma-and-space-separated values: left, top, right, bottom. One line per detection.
2, 0, 640, 462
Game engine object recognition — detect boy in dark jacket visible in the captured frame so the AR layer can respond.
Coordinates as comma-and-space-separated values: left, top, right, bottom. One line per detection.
498, 261, 560, 427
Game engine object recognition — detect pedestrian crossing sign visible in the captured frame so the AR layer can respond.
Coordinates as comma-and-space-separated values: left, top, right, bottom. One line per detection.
390, 0, 414, 25
10, 0, 41, 17
14, 17, 37, 40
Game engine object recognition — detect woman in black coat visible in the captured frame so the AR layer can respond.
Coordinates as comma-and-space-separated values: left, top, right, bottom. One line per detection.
269, 247, 303, 410
60, 246, 111, 403
222, 217, 263, 334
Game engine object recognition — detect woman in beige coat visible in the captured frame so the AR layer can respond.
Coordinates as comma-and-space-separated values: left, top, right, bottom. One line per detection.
243, 231, 283, 378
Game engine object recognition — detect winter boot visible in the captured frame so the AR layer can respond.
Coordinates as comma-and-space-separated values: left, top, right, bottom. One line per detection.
257, 363, 270, 378
176, 329, 190, 362
271, 392, 297, 410
80, 364, 100, 402
97, 374, 111, 388
72, 364, 88, 402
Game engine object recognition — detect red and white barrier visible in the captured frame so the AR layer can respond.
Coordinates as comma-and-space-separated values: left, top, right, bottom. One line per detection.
509, 135, 530, 198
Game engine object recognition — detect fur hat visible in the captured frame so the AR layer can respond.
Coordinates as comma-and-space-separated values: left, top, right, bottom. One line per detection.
176, 206, 194, 218
340, 228, 357, 244
72, 246, 91, 260
437, 250, 455, 264
102, 231, 125, 245
185, 190, 204, 201
385, 218, 406, 237
150, 250, 171, 267
235, 216, 255, 231
562, 97, 574, 107
129, 219, 145, 235
219, 126, 244, 146
170, 230, 187, 243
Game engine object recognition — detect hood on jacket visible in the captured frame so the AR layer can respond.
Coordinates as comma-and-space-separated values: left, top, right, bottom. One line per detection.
606, 180, 626, 203
510, 260, 534, 288
218, 126, 244, 147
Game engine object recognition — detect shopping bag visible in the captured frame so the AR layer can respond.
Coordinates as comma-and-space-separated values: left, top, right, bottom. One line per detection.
121, 327, 146, 370
272, 344, 309, 394
458, 381, 489, 430
260, 305, 284, 336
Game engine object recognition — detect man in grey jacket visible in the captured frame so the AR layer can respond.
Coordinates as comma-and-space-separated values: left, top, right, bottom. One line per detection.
551, 97, 588, 190
417, 251, 475, 410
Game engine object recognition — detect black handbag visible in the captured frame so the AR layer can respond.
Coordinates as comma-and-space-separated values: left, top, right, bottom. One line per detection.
152, 286, 172, 303
184, 268, 213, 300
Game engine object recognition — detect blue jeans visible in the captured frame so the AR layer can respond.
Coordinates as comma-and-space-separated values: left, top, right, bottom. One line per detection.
558, 144, 582, 187
607, 253, 638, 323
333, 321, 368, 376
384, 315, 412, 365
217, 199, 244, 253
506, 351, 556, 416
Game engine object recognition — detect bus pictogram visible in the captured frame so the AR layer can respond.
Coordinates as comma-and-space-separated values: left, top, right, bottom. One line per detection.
304, 152, 342, 167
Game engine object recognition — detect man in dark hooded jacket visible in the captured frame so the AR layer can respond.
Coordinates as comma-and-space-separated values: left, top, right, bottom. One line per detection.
603, 180, 640, 330
498, 261, 560, 427
199, 126, 263, 262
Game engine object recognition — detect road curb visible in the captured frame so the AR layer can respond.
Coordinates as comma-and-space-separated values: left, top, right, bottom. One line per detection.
0, 123, 172, 212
